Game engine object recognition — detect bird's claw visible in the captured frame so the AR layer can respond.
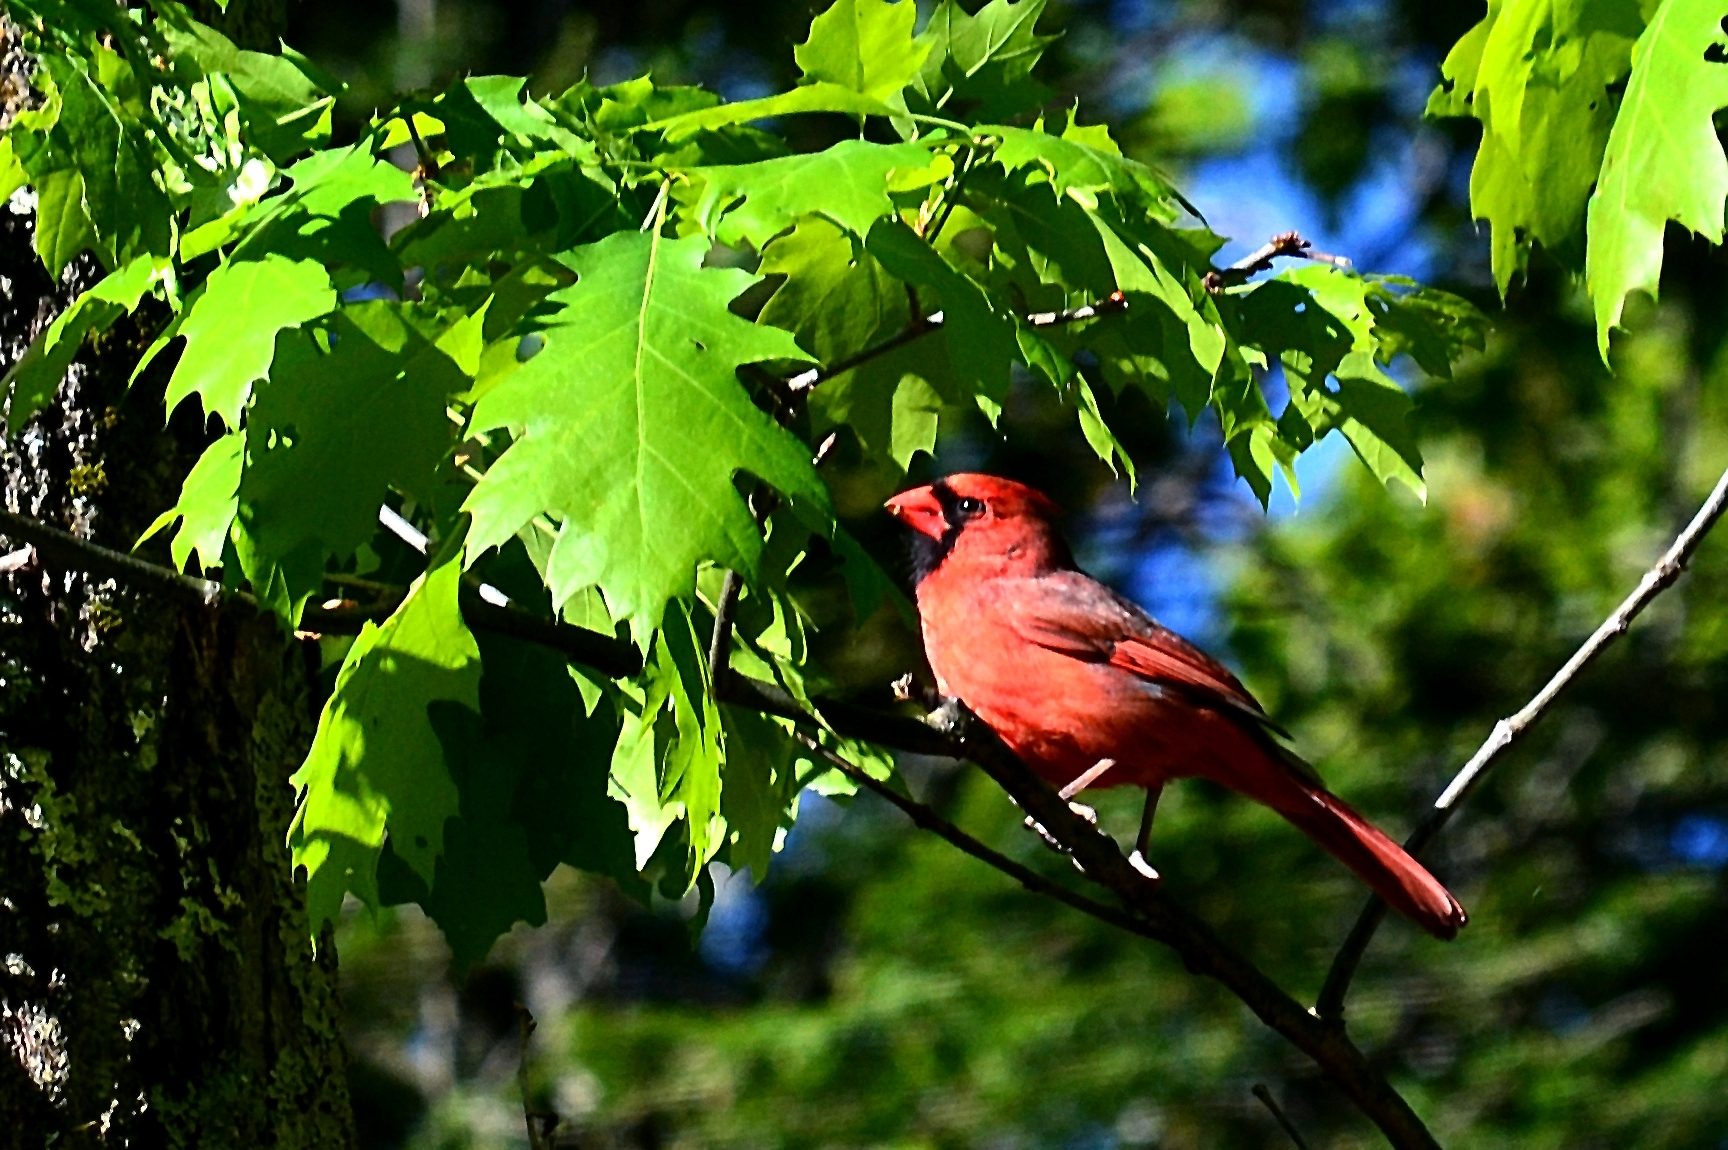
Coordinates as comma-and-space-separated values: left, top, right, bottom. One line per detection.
1128, 850, 1160, 883
1023, 802, 1098, 855
1023, 814, 1066, 853
925, 695, 970, 737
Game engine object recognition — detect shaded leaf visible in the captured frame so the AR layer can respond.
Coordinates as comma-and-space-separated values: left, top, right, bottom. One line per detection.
4, 252, 173, 432
289, 554, 479, 933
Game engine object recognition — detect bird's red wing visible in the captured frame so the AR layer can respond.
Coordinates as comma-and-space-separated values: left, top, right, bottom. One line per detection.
998, 571, 1280, 731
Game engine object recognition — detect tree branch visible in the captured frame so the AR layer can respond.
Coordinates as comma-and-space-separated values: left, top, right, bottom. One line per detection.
1254, 1083, 1314, 1150
1203, 231, 1351, 294
787, 729, 1173, 943
3, 505, 1438, 1147
1316, 461, 1728, 1021
0, 508, 643, 678
782, 293, 1130, 395
722, 677, 1440, 1150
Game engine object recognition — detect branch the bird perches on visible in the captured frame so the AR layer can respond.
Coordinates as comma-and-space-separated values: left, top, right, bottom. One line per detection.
5, 459, 1727, 1149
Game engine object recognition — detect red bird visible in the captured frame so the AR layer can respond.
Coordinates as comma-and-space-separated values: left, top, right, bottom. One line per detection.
886, 473, 1466, 940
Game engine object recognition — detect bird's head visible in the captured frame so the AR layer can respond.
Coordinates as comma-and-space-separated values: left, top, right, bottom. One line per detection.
885, 474, 1073, 584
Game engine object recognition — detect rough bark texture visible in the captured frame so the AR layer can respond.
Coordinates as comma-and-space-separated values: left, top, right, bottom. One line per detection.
0, 45, 356, 1149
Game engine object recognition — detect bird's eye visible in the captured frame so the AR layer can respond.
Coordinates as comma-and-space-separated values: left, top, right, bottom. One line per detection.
956, 496, 984, 517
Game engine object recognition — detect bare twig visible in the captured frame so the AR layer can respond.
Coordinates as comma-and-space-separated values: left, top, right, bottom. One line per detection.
783, 293, 1128, 394
708, 569, 745, 686
920, 144, 980, 247
787, 730, 1169, 941
1316, 461, 1728, 1021
515, 1005, 558, 1150
707, 489, 777, 688
1025, 292, 1128, 328
1203, 231, 1352, 294
0, 507, 643, 677
1254, 1084, 1313, 1150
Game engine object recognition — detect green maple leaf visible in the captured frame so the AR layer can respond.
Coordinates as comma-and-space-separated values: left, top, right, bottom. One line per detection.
989, 114, 1182, 215
909, 0, 1056, 122
795, 0, 931, 102
31, 170, 97, 282
866, 219, 1019, 409
4, 253, 173, 433
139, 430, 242, 575
608, 605, 724, 884
1085, 208, 1224, 418
289, 554, 480, 934
162, 254, 336, 427
1432, 0, 1643, 292
685, 139, 941, 249
719, 705, 802, 879
1586, 0, 1728, 354
36, 52, 173, 270
759, 219, 949, 471
231, 145, 418, 289
1233, 265, 1455, 502
463, 229, 832, 630
760, 218, 909, 362
161, 17, 335, 163
238, 303, 464, 622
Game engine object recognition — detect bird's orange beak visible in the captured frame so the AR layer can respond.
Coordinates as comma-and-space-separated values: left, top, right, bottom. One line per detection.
885, 485, 947, 540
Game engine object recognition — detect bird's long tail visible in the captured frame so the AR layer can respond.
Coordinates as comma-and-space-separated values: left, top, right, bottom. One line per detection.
1273, 783, 1466, 940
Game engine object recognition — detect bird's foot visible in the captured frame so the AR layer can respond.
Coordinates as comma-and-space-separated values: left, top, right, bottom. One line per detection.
1023, 815, 1065, 853
1022, 802, 1098, 854
891, 673, 943, 709
1127, 850, 1161, 883
924, 695, 970, 738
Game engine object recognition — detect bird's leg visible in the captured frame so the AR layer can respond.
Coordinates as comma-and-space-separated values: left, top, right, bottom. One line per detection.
1025, 759, 1116, 851
1054, 757, 1117, 825
1128, 782, 1163, 882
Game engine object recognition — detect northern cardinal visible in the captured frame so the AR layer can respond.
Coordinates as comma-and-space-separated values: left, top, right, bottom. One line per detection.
885, 473, 1466, 940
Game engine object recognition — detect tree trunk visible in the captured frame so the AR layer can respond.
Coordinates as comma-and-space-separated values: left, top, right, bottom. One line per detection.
0, 16, 356, 1139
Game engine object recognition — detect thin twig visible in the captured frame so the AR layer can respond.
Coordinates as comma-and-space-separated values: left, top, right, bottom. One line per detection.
0, 507, 643, 677
515, 1005, 557, 1150
788, 731, 1171, 941
708, 570, 745, 688
921, 145, 979, 248
1202, 231, 1351, 294
404, 115, 437, 176
1316, 461, 1728, 1021
783, 293, 1127, 394
706, 488, 776, 688
1254, 1084, 1313, 1150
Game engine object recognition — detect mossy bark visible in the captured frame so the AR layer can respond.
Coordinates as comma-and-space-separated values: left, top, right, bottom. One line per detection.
0, 63, 355, 1150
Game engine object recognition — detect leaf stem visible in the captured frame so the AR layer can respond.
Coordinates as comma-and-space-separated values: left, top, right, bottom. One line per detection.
905, 111, 975, 134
